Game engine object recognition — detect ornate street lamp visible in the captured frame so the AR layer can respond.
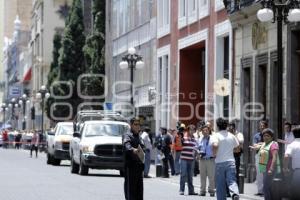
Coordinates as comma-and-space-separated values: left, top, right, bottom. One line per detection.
119, 47, 144, 114
257, 1, 300, 199
36, 85, 50, 135
257, 0, 300, 144
18, 94, 30, 130
8, 98, 19, 129
1, 103, 8, 128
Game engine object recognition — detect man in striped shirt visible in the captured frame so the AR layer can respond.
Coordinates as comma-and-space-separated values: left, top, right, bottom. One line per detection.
179, 124, 198, 196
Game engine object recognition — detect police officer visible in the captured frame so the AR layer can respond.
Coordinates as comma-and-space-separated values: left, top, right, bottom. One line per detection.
161, 127, 175, 177
123, 117, 145, 200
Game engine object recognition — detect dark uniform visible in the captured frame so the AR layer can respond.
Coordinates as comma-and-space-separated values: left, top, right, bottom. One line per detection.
123, 130, 145, 200
161, 133, 175, 177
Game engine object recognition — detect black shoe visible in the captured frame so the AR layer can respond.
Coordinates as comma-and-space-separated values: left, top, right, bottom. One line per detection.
255, 193, 264, 196
232, 194, 239, 200
199, 193, 206, 196
144, 175, 151, 178
210, 193, 215, 197
188, 192, 198, 195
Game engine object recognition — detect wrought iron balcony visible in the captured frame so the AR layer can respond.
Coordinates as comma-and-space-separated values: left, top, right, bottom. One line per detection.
223, 0, 257, 14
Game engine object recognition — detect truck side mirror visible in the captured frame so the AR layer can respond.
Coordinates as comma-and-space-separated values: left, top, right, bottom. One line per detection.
73, 132, 81, 138
47, 131, 54, 136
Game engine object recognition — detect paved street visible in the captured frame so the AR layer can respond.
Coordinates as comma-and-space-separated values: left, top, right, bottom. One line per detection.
0, 149, 262, 200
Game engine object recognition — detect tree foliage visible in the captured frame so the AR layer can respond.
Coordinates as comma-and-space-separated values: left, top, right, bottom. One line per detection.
82, 0, 105, 101
46, 0, 86, 120
45, 32, 61, 120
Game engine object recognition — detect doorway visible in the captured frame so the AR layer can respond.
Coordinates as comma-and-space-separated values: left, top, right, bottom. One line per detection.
179, 44, 205, 125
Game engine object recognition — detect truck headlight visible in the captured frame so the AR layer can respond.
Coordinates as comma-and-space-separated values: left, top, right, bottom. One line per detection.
82, 145, 94, 153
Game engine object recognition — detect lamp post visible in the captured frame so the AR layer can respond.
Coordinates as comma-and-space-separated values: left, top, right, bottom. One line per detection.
257, 1, 300, 199
1, 103, 8, 128
36, 85, 50, 136
8, 98, 19, 129
18, 94, 30, 130
257, 0, 300, 147
119, 47, 144, 115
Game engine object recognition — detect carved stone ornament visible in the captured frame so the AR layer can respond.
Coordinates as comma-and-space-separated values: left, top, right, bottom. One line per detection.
252, 22, 268, 50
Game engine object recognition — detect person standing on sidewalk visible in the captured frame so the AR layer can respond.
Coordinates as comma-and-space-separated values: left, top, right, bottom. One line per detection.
141, 126, 152, 178
123, 117, 145, 200
212, 118, 240, 200
277, 121, 295, 152
173, 125, 184, 175
179, 124, 198, 196
252, 120, 268, 196
161, 127, 175, 177
198, 125, 215, 197
257, 128, 280, 200
228, 121, 244, 187
30, 130, 39, 158
283, 127, 300, 200
2, 129, 8, 148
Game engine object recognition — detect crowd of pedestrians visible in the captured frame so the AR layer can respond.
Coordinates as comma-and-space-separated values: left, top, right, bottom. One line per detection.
123, 117, 242, 200
122, 117, 300, 200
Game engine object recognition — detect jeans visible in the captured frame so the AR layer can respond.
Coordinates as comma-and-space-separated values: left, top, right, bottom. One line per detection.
215, 161, 239, 200
174, 151, 181, 174
179, 159, 194, 194
144, 149, 151, 176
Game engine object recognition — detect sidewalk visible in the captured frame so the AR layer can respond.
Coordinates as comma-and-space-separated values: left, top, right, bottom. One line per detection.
148, 164, 263, 200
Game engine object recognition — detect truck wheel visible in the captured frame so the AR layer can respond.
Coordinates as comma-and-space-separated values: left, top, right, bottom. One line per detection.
47, 153, 52, 165
52, 158, 61, 166
70, 157, 79, 174
79, 158, 89, 175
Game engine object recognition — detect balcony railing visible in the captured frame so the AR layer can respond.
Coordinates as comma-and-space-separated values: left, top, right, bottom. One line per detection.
223, 0, 257, 14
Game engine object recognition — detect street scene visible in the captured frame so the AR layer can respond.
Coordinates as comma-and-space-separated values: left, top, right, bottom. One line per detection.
0, 0, 300, 200
0, 148, 262, 200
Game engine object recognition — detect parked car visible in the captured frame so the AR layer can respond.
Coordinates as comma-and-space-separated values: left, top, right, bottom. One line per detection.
47, 122, 73, 165
69, 120, 129, 175
21, 132, 33, 150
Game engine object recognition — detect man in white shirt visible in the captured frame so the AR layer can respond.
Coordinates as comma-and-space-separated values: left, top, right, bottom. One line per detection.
141, 127, 152, 178
212, 118, 240, 200
278, 122, 295, 151
283, 127, 300, 199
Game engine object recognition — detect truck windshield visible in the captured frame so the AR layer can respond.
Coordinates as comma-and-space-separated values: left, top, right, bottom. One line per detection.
84, 123, 128, 137
57, 124, 73, 135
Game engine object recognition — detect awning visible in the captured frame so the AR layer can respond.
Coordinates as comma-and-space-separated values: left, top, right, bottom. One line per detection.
22, 67, 32, 82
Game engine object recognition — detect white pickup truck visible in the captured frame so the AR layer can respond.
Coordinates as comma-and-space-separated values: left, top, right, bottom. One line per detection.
69, 120, 129, 175
47, 122, 73, 165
